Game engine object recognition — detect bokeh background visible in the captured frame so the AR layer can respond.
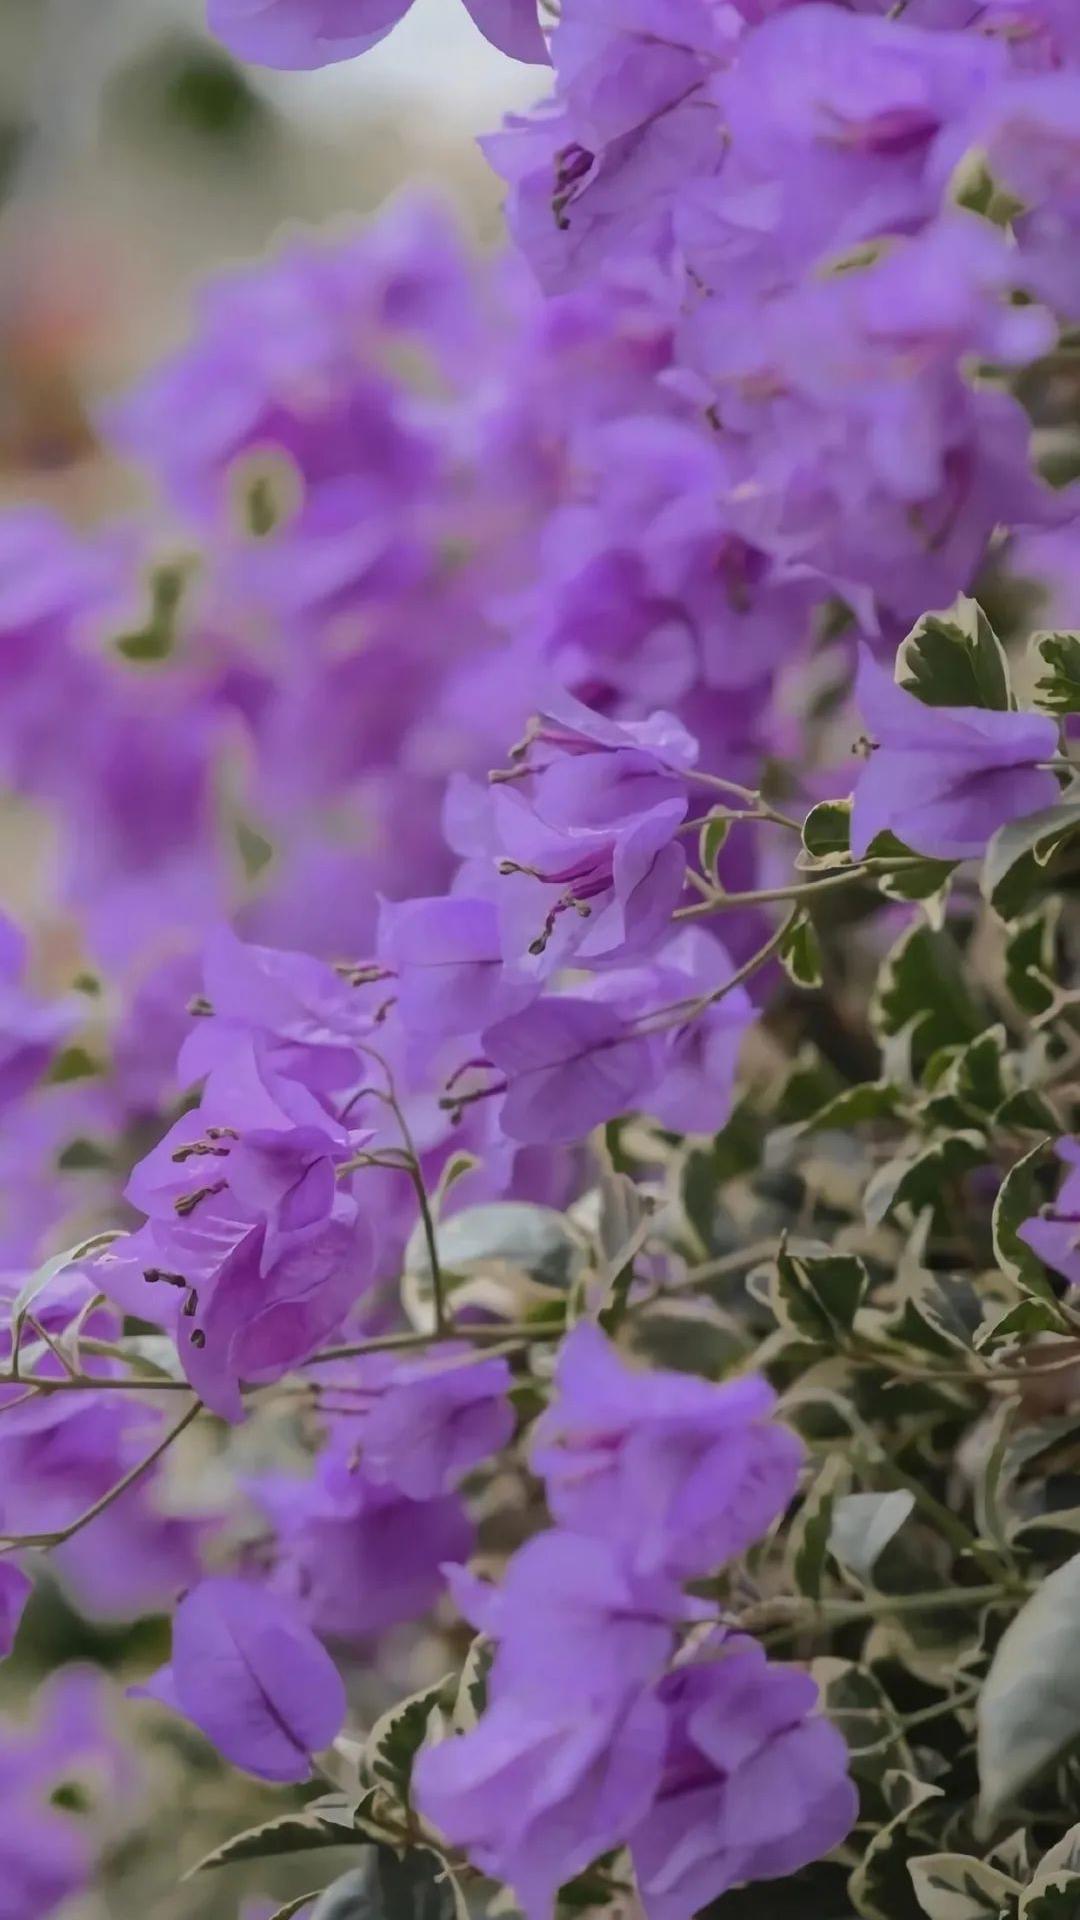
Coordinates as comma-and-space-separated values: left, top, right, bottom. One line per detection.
0, 9, 542, 1913
0, 0, 542, 510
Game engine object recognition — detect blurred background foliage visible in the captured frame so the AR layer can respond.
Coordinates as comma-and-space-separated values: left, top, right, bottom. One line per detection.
0, 0, 541, 511
0, 7, 540, 1914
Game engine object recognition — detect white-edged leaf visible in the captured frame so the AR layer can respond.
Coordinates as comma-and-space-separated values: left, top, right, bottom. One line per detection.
10, 1229, 126, 1348
908, 1853, 1018, 1920
978, 1551, 1080, 1826
184, 1802, 359, 1876
362, 1680, 447, 1811
268, 1893, 327, 1920
830, 1491, 915, 1582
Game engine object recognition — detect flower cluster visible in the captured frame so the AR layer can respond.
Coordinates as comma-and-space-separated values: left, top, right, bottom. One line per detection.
415, 1326, 854, 1920
8, 0, 1080, 1915
487, 0, 1080, 667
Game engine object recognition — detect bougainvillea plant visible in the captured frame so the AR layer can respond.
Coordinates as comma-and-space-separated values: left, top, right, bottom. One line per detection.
9, 2, 1080, 1918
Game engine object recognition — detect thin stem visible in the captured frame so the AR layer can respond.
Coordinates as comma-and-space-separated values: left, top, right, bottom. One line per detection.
847, 1679, 982, 1759
675, 852, 932, 921
685, 769, 760, 805
0, 1370, 192, 1394
634, 908, 800, 1039
879, 1455, 1020, 1591
675, 865, 873, 919
673, 1239, 781, 1290
26, 1315, 78, 1378
355, 1042, 449, 1335
305, 1319, 563, 1368
336, 1149, 414, 1176
684, 769, 803, 833
742, 1581, 1019, 1635
407, 1163, 448, 1334
0, 1317, 567, 1401
0, 1395, 201, 1552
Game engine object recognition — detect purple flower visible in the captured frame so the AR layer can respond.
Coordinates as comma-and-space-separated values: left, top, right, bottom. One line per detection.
0, 1666, 132, 1920
0, 1264, 209, 1618
850, 646, 1060, 860
452, 1530, 685, 1707
207, 0, 548, 69
377, 895, 537, 1040
628, 1637, 857, 1920
254, 1436, 473, 1638
484, 995, 659, 1145
0, 1563, 31, 1661
0, 915, 80, 1114
416, 1531, 684, 1920
179, 1205, 373, 1421
1019, 1137, 1080, 1285
184, 927, 377, 1080
531, 1324, 803, 1581
326, 1342, 515, 1498
473, 696, 695, 972
415, 1687, 667, 1920
588, 929, 756, 1138
481, 929, 754, 1146
138, 1577, 346, 1783
98, 1112, 375, 1420
0, 1396, 209, 1623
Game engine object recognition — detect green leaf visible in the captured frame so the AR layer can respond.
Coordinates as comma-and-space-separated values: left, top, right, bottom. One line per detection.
186, 1802, 360, 1875
11, 1228, 126, 1350
1020, 1873, 1080, 1920
55, 1136, 115, 1173
872, 923, 983, 1071
594, 1168, 654, 1333
405, 1201, 579, 1289
995, 1088, 1062, 1134
864, 1132, 986, 1227
829, 1491, 915, 1583
401, 1200, 580, 1330
850, 1774, 945, 1920
236, 817, 275, 879
773, 1246, 868, 1342
301, 1852, 467, 1920
975, 1409, 1080, 1556
814, 1658, 912, 1787
114, 561, 189, 664
452, 1636, 493, 1733
885, 1270, 984, 1360
982, 790, 1080, 920
800, 797, 853, 868
790, 1454, 850, 1600
778, 911, 824, 989
698, 812, 731, 877
865, 830, 956, 922
681, 1099, 762, 1240
978, 1550, 1080, 1825
949, 149, 1026, 225
993, 1138, 1055, 1297
45, 1045, 102, 1085
1021, 1832, 1080, 1919
954, 1028, 1010, 1115
776, 1081, 904, 1154
975, 1298, 1067, 1351
920, 1029, 1011, 1130
699, 1862, 855, 1917
774, 1049, 845, 1126
1028, 1824, 1080, 1884
268, 1894, 327, 1920
908, 1854, 1019, 1920
362, 1681, 447, 1813
1031, 629, 1080, 715
896, 597, 1011, 711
